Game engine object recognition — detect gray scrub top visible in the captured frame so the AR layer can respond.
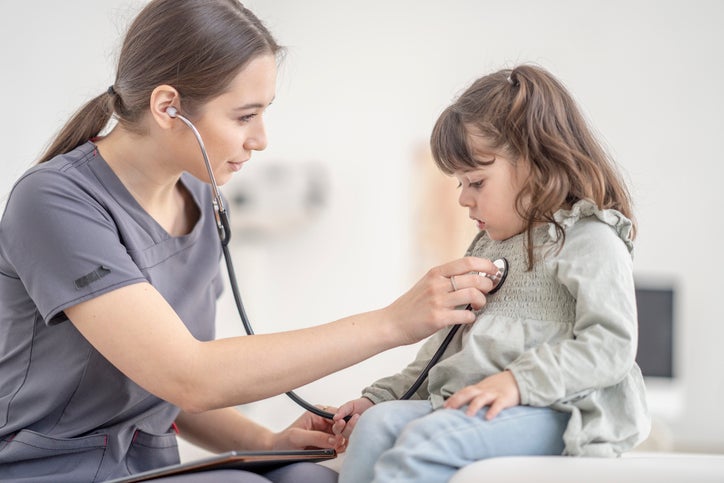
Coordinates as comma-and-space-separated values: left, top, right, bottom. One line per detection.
0, 141, 225, 482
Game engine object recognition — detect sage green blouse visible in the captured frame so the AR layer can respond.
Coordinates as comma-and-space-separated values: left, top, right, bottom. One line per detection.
362, 200, 651, 457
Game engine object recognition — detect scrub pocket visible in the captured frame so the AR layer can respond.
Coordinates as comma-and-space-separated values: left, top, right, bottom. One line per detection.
124, 428, 180, 476
0, 429, 108, 482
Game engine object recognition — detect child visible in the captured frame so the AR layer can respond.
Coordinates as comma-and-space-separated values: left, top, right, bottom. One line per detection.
332, 64, 651, 483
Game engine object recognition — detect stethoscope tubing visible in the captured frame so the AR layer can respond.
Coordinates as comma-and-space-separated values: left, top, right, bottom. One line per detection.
168, 107, 335, 418
170, 106, 508, 421
220, 237, 337, 418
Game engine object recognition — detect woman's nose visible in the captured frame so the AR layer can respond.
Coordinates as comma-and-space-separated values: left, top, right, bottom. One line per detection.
245, 122, 268, 152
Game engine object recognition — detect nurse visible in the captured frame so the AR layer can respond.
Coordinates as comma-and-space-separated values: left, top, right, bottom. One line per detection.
0, 1, 497, 482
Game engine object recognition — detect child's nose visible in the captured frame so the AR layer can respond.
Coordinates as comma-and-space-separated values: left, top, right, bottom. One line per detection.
458, 189, 474, 207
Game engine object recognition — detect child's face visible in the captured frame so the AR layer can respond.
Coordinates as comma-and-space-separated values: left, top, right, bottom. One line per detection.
453, 134, 528, 241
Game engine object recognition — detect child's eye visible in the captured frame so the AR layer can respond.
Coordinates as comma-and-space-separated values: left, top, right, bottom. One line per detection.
456, 180, 484, 189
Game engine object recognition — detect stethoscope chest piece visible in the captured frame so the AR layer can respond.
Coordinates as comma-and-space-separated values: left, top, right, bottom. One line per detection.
484, 257, 509, 295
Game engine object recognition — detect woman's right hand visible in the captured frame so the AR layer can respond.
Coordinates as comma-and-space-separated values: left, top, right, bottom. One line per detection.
381, 256, 498, 345
331, 397, 375, 439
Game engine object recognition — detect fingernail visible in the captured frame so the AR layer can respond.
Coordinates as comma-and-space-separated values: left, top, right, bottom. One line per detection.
328, 437, 336, 445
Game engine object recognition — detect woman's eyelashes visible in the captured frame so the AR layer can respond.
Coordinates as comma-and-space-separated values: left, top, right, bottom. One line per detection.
238, 113, 257, 123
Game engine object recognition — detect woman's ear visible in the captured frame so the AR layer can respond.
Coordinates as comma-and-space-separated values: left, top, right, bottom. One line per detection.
149, 85, 180, 129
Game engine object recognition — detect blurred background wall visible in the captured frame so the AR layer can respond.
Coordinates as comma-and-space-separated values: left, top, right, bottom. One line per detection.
1, 0, 722, 459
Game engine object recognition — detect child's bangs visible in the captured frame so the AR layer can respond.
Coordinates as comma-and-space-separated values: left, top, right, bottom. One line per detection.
430, 108, 478, 175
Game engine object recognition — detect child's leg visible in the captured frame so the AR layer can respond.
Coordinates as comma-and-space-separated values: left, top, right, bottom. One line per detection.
372, 405, 570, 483
338, 400, 433, 483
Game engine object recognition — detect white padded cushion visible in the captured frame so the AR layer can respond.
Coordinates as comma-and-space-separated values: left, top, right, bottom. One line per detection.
449, 453, 724, 483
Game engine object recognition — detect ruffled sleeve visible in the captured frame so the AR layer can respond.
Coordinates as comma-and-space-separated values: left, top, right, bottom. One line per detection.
508, 198, 639, 407
547, 199, 634, 254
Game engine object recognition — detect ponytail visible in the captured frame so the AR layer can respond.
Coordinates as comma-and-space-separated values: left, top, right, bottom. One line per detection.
37, 89, 115, 164
37, 0, 280, 165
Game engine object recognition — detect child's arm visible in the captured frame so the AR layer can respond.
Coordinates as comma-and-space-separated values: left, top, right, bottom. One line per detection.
328, 337, 443, 438
359, 326, 457, 403
331, 322, 465, 436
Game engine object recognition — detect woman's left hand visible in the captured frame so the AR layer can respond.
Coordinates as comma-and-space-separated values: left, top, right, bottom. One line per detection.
270, 408, 347, 453
443, 370, 521, 420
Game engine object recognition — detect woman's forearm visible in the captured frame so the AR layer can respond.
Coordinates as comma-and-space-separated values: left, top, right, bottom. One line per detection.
67, 256, 495, 413
187, 309, 399, 410
175, 407, 274, 452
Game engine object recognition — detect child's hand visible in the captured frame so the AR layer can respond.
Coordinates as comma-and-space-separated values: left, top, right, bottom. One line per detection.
331, 397, 375, 439
444, 370, 521, 420
271, 408, 347, 452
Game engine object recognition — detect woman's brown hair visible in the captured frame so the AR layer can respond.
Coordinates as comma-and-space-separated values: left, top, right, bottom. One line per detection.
38, 0, 281, 163
430, 64, 635, 268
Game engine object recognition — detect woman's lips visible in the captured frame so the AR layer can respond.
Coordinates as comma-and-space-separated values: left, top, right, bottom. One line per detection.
228, 160, 245, 172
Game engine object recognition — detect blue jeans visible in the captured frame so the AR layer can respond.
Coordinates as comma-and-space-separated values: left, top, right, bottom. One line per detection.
339, 400, 570, 483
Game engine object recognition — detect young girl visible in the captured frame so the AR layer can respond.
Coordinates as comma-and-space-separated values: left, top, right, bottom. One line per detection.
0, 1, 497, 481
332, 64, 651, 482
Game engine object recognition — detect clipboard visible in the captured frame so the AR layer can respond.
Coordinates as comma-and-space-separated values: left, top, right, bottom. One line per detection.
106, 448, 337, 482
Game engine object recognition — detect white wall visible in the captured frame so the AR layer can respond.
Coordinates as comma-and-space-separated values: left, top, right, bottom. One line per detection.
1, 0, 722, 456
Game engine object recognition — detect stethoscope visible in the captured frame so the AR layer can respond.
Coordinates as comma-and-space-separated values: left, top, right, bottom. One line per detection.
165, 106, 509, 420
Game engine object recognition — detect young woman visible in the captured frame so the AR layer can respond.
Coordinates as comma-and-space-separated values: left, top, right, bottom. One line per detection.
0, 1, 498, 481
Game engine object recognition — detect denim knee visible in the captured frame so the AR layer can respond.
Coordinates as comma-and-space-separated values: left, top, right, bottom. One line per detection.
350, 401, 402, 442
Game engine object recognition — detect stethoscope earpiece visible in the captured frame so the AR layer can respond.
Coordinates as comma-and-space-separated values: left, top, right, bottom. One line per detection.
165, 107, 229, 244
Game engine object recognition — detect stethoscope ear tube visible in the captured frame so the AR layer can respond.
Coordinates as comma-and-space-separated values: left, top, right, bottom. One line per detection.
171, 106, 341, 421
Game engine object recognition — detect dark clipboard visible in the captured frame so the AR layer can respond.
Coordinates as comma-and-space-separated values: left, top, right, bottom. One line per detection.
105, 448, 337, 482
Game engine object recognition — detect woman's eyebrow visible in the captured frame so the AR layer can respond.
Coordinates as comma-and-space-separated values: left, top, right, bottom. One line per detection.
234, 96, 276, 111
233, 103, 264, 110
